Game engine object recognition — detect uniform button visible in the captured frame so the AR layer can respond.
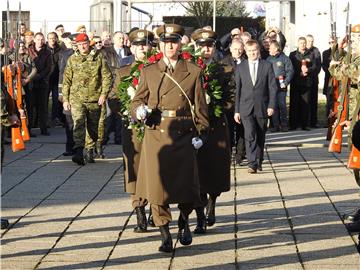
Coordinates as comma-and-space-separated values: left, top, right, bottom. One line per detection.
179, 94, 183, 97
211, 127, 214, 131
190, 128, 193, 131
160, 129, 164, 133
222, 122, 226, 126
177, 106, 181, 109
177, 131, 181, 134
162, 94, 166, 98
161, 117, 165, 121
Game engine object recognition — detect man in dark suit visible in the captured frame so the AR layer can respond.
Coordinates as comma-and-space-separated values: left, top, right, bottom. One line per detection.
220, 38, 247, 164
234, 39, 277, 173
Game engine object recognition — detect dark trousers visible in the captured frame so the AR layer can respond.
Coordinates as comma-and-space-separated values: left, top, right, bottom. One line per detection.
64, 112, 74, 152
289, 86, 311, 129
242, 114, 268, 169
310, 83, 318, 127
225, 111, 245, 160
105, 112, 122, 144
29, 84, 49, 133
48, 81, 60, 120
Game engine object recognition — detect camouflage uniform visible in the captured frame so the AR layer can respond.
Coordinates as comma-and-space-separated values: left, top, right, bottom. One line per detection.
62, 48, 112, 154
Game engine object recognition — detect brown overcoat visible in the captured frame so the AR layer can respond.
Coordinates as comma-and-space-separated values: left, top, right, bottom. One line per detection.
197, 62, 233, 194
131, 58, 209, 205
111, 64, 142, 194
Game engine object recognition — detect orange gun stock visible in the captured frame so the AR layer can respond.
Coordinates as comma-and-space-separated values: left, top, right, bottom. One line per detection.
3, 65, 25, 152
16, 64, 30, 141
347, 145, 360, 169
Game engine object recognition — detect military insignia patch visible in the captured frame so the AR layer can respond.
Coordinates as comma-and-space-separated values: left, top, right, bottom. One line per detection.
137, 31, 145, 38
201, 32, 209, 39
276, 61, 283, 67
166, 27, 174, 33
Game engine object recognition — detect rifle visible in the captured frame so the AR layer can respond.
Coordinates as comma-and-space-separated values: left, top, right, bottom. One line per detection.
15, 2, 30, 141
2, 0, 26, 152
328, 2, 351, 153
326, 1, 339, 140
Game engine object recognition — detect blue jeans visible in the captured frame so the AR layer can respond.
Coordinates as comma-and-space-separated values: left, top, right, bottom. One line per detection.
272, 90, 288, 128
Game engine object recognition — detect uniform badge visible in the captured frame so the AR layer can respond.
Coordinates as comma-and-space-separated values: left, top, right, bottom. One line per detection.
276, 61, 283, 67
137, 31, 145, 38
201, 32, 209, 39
166, 26, 174, 33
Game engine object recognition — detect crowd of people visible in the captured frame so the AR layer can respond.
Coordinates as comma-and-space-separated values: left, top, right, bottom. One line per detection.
1, 22, 360, 249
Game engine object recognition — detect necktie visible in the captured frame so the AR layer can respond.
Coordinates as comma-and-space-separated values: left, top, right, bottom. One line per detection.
251, 62, 256, 85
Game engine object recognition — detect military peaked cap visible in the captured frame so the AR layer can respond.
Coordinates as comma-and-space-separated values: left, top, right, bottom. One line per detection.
191, 29, 217, 45
129, 30, 154, 45
156, 24, 184, 42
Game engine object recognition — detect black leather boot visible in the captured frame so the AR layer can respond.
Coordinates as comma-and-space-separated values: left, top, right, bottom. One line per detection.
346, 220, 360, 232
1, 218, 9, 229
178, 213, 192, 246
344, 207, 360, 223
206, 196, 217, 227
95, 142, 105, 159
72, 147, 85, 165
194, 207, 207, 234
158, 224, 173, 253
84, 148, 95, 163
148, 208, 155, 227
133, 206, 147, 233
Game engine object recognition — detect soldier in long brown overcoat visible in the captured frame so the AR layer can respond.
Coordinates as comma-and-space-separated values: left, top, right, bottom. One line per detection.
131, 24, 209, 253
190, 29, 233, 234
108, 30, 155, 233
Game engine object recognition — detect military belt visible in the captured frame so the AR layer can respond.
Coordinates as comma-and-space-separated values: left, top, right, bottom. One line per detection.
161, 110, 191, 118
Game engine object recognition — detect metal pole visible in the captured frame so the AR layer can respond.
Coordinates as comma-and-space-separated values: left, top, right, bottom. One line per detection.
127, 0, 132, 32
213, 0, 216, 31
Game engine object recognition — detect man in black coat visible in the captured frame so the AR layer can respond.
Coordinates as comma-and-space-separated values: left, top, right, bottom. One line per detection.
220, 38, 247, 164
322, 37, 336, 118
234, 39, 277, 173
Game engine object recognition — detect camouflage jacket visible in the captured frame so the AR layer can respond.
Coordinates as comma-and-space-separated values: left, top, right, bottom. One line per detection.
329, 54, 360, 119
62, 48, 113, 103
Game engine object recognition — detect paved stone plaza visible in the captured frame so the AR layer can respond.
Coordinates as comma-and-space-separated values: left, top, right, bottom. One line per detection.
1, 127, 360, 269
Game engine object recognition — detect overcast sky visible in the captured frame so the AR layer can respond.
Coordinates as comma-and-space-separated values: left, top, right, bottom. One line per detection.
1, 0, 263, 34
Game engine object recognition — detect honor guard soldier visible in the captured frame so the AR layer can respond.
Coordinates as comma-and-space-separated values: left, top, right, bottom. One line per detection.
131, 24, 209, 253
62, 33, 113, 165
191, 29, 233, 234
108, 29, 155, 233
331, 24, 360, 230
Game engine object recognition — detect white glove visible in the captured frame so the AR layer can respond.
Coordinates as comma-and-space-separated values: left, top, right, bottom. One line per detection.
136, 105, 149, 120
192, 137, 203, 150
280, 82, 286, 89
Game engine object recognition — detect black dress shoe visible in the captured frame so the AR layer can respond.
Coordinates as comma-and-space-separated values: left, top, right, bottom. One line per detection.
63, 151, 74, 156
344, 208, 360, 222
194, 207, 207, 234
133, 206, 147, 233
159, 224, 173, 253
206, 196, 217, 227
178, 214, 192, 245
148, 209, 155, 227
40, 130, 50, 136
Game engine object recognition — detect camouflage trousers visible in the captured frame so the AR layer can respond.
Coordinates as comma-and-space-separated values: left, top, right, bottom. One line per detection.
85, 103, 107, 150
71, 102, 101, 149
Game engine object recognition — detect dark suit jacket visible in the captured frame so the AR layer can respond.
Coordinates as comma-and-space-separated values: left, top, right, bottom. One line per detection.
235, 59, 277, 118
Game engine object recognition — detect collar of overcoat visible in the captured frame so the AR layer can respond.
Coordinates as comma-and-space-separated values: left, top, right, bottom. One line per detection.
155, 58, 191, 96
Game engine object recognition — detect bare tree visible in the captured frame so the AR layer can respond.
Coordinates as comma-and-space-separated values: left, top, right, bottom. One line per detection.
181, 1, 249, 27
